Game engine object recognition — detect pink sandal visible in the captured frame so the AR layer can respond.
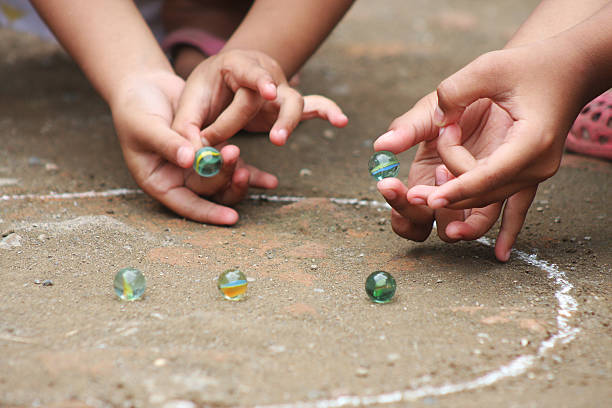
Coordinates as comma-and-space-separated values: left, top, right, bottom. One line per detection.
161, 27, 226, 58
161, 27, 301, 86
565, 90, 612, 160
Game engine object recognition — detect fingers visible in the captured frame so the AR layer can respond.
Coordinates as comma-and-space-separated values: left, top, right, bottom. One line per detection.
434, 50, 509, 126
200, 88, 263, 145
221, 53, 278, 100
172, 74, 217, 148
494, 186, 537, 262
129, 115, 195, 169
242, 163, 278, 189
269, 86, 304, 146
436, 123, 477, 175
213, 167, 251, 205
431, 165, 466, 243
159, 186, 239, 225
377, 178, 434, 241
185, 144, 239, 196
301, 95, 348, 127
443, 204, 502, 241
373, 92, 439, 154
426, 131, 541, 209
269, 93, 349, 146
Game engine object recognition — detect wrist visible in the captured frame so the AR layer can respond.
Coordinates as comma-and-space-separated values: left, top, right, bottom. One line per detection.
108, 69, 180, 111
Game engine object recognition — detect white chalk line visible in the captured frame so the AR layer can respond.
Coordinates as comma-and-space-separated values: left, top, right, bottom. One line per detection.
1, 189, 391, 209
1, 189, 579, 405
0, 188, 143, 201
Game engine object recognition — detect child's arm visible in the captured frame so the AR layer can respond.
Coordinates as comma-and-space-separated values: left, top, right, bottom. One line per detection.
374, 1, 612, 261
29, 0, 277, 225
223, 0, 355, 77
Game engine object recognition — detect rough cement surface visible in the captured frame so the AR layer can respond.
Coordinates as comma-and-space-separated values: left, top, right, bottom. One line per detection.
1, 1, 610, 407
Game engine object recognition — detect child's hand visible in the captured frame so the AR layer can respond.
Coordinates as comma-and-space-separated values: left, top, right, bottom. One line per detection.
171, 49, 348, 147
374, 38, 591, 260
111, 71, 277, 225
374, 92, 515, 261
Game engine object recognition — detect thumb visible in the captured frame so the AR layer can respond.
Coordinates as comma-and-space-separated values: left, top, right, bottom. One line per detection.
435, 50, 510, 127
130, 115, 196, 169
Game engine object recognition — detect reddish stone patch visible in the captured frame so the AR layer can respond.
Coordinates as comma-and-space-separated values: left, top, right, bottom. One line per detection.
274, 198, 337, 215
481, 310, 516, 325
47, 401, 93, 408
345, 43, 408, 58
347, 229, 368, 238
284, 302, 318, 317
278, 271, 317, 286
518, 318, 547, 333
434, 11, 478, 31
147, 247, 202, 267
385, 256, 417, 272
187, 228, 237, 249
37, 350, 114, 377
287, 242, 328, 258
451, 305, 484, 315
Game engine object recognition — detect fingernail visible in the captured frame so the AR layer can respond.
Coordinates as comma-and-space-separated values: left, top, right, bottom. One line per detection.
277, 128, 288, 143
438, 126, 446, 136
408, 197, 426, 205
380, 189, 397, 201
430, 198, 449, 208
504, 249, 512, 261
434, 106, 445, 126
435, 169, 449, 186
264, 83, 277, 96
200, 136, 210, 147
377, 130, 394, 142
177, 146, 192, 166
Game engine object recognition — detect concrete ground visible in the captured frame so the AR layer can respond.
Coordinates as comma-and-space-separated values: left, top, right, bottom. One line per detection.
1, 1, 610, 407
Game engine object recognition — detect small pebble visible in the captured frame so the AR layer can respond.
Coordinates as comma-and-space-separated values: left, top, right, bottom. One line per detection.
584, 236, 591, 241
162, 401, 197, 408
0, 233, 21, 249
42, 280, 53, 286
310, 264, 318, 270
554, 217, 561, 223
153, 358, 168, 367
536, 207, 544, 212
520, 338, 529, 347
386, 353, 401, 364
299, 168, 313, 177
269, 345, 286, 353
28, 156, 43, 166
45, 163, 59, 171
355, 367, 369, 377
0, 178, 19, 187
322, 129, 335, 140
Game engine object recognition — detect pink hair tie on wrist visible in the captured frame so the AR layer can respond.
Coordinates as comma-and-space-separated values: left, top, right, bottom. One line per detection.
161, 28, 226, 58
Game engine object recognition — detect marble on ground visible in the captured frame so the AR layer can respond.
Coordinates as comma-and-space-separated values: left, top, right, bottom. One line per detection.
1, 1, 610, 407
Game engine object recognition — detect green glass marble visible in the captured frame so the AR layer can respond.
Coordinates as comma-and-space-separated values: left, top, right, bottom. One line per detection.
368, 151, 399, 181
365, 271, 396, 303
218, 269, 248, 301
114, 267, 146, 301
194, 146, 223, 177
